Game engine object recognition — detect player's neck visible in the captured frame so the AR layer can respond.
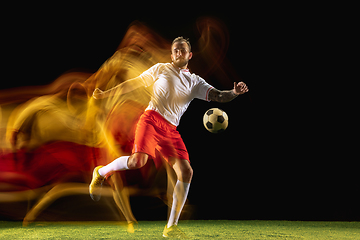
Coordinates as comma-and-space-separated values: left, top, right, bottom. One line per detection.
171, 62, 188, 70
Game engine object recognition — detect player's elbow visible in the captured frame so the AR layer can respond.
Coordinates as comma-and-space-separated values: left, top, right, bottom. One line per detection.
209, 89, 231, 103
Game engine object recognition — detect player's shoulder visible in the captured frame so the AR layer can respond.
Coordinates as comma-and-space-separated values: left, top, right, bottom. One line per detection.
144, 63, 168, 77
149, 62, 169, 72
189, 71, 205, 83
162, 62, 174, 70
152, 62, 169, 68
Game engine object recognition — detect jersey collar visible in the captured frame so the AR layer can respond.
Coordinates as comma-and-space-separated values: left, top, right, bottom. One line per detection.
171, 62, 189, 72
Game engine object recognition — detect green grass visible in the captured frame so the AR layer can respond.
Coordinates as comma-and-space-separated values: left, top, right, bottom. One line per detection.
1, 220, 359, 239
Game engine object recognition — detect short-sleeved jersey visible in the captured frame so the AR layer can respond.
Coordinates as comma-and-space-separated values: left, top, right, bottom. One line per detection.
139, 63, 214, 126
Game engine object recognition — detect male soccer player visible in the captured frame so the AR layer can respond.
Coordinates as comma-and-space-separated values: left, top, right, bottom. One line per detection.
89, 37, 249, 237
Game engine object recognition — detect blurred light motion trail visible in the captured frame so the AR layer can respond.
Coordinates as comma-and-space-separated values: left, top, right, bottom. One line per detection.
0, 18, 240, 227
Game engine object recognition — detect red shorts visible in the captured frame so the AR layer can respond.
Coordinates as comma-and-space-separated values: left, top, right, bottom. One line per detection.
132, 110, 189, 164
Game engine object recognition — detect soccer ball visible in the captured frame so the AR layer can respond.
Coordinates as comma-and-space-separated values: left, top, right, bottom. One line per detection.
203, 108, 228, 133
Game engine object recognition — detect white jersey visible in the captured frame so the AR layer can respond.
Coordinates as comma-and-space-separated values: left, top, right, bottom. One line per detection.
139, 63, 214, 126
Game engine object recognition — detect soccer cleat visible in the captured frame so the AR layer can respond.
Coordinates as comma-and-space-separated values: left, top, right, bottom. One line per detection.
89, 166, 104, 201
163, 225, 188, 238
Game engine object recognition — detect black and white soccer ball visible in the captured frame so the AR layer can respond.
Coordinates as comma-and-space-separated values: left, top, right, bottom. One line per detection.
203, 108, 228, 133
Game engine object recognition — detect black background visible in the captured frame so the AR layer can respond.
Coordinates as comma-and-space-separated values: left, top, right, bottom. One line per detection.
2, 3, 357, 221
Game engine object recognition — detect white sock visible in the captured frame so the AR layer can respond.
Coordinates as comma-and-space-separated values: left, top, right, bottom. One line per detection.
167, 180, 190, 228
98, 156, 129, 177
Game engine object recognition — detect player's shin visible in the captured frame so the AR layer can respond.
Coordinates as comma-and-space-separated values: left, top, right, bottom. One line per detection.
98, 156, 130, 177
167, 180, 190, 228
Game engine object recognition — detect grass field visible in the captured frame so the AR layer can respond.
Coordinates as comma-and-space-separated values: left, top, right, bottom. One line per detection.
1, 220, 359, 239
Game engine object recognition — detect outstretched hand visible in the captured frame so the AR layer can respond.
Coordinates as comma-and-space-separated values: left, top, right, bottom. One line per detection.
233, 82, 249, 95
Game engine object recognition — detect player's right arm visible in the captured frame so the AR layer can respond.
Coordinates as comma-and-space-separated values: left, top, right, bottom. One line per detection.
208, 82, 249, 103
93, 76, 144, 99
93, 63, 162, 99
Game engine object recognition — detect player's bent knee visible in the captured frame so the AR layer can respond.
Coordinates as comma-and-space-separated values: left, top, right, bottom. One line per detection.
187, 166, 194, 181
128, 153, 148, 169
180, 164, 193, 183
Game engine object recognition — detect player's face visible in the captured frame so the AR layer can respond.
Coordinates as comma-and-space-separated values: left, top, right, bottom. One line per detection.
171, 42, 192, 69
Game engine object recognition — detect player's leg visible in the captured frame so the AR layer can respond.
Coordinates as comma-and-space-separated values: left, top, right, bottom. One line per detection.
98, 156, 130, 177
163, 158, 192, 237
90, 111, 157, 201
97, 110, 155, 177
127, 152, 149, 169
98, 153, 149, 177
97, 110, 159, 177
171, 158, 193, 183
89, 153, 149, 200
111, 172, 138, 233
167, 159, 192, 226
89, 155, 131, 201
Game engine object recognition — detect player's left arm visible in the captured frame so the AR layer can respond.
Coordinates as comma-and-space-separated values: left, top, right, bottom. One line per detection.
208, 82, 249, 103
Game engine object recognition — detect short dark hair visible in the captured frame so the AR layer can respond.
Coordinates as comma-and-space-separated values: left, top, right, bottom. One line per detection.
172, 36, 191, 52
